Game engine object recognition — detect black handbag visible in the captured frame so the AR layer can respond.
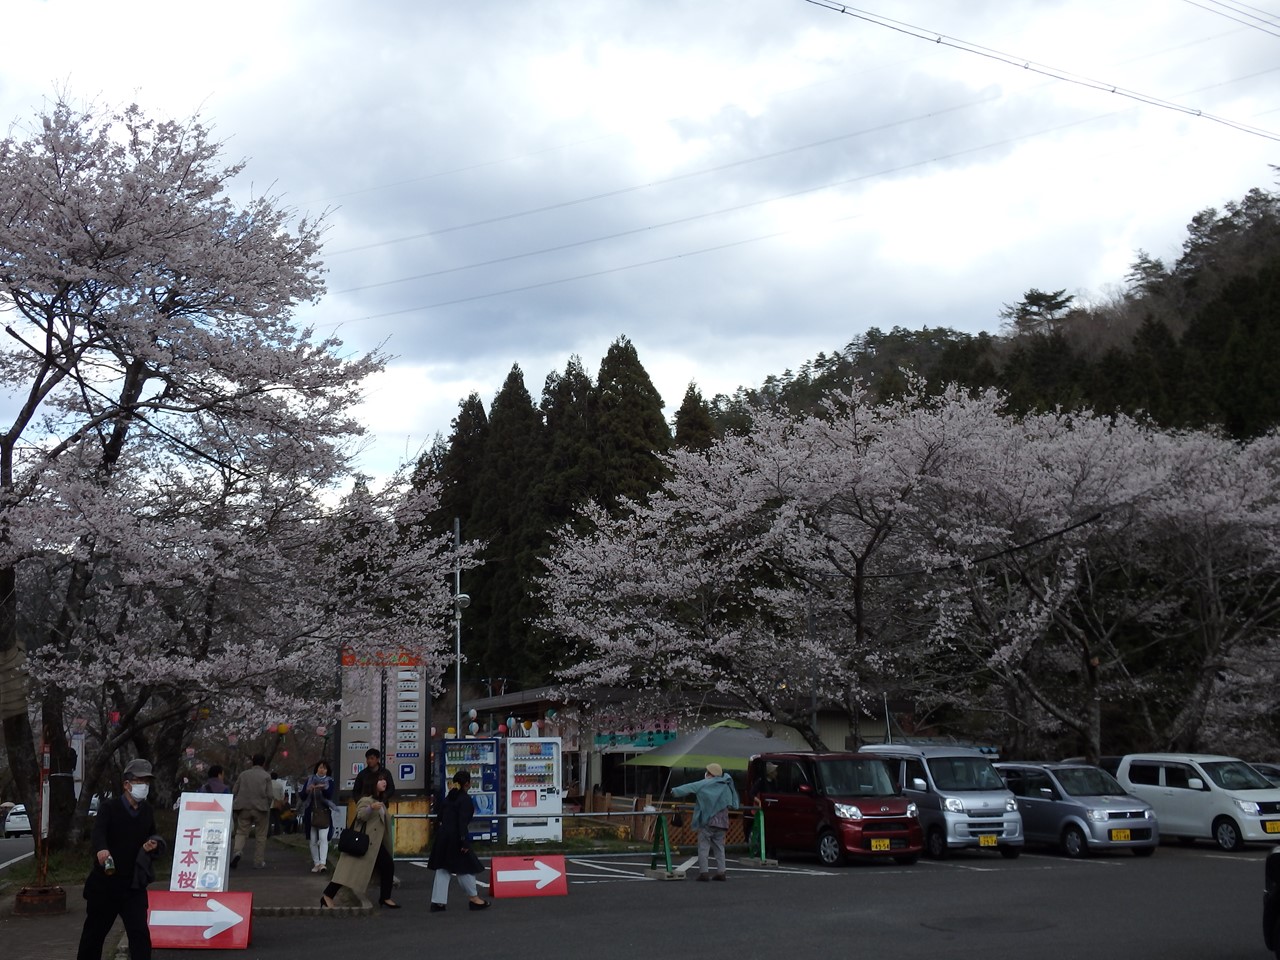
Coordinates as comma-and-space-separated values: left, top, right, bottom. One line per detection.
337, 820, 369, 857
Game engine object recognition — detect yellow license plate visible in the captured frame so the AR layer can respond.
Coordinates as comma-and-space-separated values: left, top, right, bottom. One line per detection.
979, 834, 997, 847
1110, 828, 1131, 842
871, 838, 890, 851
1265, 821, 1280, 834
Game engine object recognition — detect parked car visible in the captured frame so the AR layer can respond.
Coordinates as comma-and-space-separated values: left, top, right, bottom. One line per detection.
2, 803, 32, 838
1251, 762, 1280, 788
1112, 753, 1280, 851
996, 761, 1158, 858
1265, 845, 1280, 958
861, 743, 1023, 859
747, 752, 924, 866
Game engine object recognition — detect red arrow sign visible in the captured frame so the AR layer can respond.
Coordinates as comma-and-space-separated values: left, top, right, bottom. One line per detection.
490, 855, 568, 899
148, 891, 252, 949
184, 798, 230, 812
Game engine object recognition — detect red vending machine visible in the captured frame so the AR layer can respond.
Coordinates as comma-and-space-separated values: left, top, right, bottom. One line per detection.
505, 737, 563, 842
436, 738, 501, 841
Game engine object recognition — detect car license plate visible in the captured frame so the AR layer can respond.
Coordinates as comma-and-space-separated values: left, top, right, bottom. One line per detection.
1109, 828, 1131, 842
979, 834, 997, 847
1265, 821, 1280, 834
871, 838, 890, 851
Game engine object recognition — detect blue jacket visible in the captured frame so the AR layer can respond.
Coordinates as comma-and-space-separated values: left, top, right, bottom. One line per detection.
672, 773, 740, 828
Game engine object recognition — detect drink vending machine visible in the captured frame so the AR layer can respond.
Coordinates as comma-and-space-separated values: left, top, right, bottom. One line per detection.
505, 737, 563, 842
435, 738, 500, 841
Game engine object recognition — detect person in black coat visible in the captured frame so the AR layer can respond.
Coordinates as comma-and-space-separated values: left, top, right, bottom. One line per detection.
427, 769, 489, 911
78, 758, 166, 960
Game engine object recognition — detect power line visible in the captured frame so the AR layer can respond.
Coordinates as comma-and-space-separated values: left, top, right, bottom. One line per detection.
800, 0, 1280, 142
1182, 0, 1280, 36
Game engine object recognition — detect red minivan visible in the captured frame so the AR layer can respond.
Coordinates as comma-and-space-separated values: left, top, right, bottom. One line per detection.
748, 752, 923, 866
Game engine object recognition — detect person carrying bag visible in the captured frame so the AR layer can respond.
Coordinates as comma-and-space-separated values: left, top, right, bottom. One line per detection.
320, 772, 399, 909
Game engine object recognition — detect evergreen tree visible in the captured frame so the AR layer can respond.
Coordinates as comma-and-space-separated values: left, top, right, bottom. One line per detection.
673, 383, 717, 451
593, 337, 672, 512
538, 356, 602, 528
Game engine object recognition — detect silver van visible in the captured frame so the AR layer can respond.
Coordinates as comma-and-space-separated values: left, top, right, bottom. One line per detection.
996, 761, 1158, 857
861, 744, 1023, 859
1113, 753, 1280, 851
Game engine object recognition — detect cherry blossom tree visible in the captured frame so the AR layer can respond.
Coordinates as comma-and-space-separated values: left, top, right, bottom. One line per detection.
0, 97, 466, 845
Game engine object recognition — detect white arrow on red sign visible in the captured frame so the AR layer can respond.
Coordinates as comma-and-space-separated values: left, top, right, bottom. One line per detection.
150, 898, 244, 939
495, 859, 562, 889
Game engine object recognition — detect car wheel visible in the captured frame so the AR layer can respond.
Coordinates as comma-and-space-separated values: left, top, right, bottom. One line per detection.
998, 844, 1022, 859
1131, 846, 1155, 857
1213, 816, 1244, 852
1061, 825, 1088, 859
893, 853, 919, 866
816, 831, 844, 867
925, 828, 948, 860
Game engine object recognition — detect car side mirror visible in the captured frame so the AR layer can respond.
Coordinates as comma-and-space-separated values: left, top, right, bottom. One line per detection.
798, 783, 813, 794
910, 777, 927, 791
1188, 777, 1205, 791
1039, 787, 1055, 799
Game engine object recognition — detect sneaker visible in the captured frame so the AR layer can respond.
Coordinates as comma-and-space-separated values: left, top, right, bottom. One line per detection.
230, 854, 240, 869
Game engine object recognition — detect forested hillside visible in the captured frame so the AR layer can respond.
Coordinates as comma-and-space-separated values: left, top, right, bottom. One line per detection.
417, 179, 1280, 720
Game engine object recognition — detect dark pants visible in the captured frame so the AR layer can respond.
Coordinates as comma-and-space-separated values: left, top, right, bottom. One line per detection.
78, 887, 150, 960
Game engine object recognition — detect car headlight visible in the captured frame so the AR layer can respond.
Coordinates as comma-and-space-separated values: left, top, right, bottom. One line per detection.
1234, 798, 1261, 815
1086, 808, 1109, 822
906, 802, 919, 819
944, 797, 965, 814
834, 803, 864, 820
1005, 797, 1018, 813
1143, 808, 1154, 820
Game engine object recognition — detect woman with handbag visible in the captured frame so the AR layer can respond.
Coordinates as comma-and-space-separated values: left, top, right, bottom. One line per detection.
300, 760, 338, 873
427, 769, 489, 911
320, 772, 399, 909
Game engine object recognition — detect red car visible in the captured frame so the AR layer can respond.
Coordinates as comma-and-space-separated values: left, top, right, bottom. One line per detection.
748, 752, 923, 866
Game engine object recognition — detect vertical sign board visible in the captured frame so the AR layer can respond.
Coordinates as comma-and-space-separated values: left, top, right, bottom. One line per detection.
150, 793, 252, 949
340, 649, 428, 793
169, 793, 234, 893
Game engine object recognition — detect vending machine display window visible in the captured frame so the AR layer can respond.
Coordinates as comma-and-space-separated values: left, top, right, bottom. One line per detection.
505, 737, 563, 842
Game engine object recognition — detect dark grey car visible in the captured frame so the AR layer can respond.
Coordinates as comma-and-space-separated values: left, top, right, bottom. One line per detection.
996, 762, 1159, 858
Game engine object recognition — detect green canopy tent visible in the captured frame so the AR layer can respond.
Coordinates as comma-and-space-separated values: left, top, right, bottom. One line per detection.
623, 720, 780, 773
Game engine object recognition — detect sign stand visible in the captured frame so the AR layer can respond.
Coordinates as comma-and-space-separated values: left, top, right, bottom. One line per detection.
644, 813, 683, 879
742, 808, 778, 866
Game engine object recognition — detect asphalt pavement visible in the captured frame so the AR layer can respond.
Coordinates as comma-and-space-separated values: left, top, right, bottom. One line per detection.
0, 832, 346, 960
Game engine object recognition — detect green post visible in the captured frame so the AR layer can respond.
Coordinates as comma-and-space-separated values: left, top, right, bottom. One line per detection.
752, 808, 766, 859
649, 812, 675, 873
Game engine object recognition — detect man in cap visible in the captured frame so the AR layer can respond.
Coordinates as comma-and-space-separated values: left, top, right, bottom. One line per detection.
230, 753, 274, 868
671, 761, 741, 882
77, 758, 164, 960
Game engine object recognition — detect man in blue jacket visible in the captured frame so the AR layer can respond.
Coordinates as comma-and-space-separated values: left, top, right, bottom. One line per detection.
672, 762, 740, 882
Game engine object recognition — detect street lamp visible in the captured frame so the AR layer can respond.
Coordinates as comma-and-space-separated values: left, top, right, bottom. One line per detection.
454, 592, 470, 738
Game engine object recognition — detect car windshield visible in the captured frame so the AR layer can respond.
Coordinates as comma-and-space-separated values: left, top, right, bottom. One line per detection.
816, 758, 897, 797
926, 757, 1005, 791
1201, 760, 1274, 791
1053, 766, 1126, 796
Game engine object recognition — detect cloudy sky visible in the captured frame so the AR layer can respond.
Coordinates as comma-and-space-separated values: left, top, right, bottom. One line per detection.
1, 1, 1276, 481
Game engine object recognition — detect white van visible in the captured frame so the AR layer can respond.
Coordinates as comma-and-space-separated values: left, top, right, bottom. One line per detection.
861, 743, 1023, 859
1113, 753, 1280, 850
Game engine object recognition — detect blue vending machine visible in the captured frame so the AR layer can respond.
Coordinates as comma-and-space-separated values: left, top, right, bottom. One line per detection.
436, 738, 501, 841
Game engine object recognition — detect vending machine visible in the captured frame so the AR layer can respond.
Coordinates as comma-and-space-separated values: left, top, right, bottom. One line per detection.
505, 737, 563, 842
436, 738, 500, 841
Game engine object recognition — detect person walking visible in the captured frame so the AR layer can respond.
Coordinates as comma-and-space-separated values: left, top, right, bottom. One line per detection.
428, 769, 489, 911
300, 759, 338, 872
197, 764, 231, 794
320, 771, 399, 909
230, 753, 273, 869
77, 758, 166, 960
672, 762, 740, 881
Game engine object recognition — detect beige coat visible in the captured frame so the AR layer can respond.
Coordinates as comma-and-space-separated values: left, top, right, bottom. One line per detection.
330, 796, 391, 894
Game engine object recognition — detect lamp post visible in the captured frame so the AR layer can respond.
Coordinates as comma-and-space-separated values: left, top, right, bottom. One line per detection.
453, 516, 470, 738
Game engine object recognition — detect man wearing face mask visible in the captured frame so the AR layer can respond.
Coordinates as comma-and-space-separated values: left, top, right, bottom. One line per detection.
77, 758, 165, 960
